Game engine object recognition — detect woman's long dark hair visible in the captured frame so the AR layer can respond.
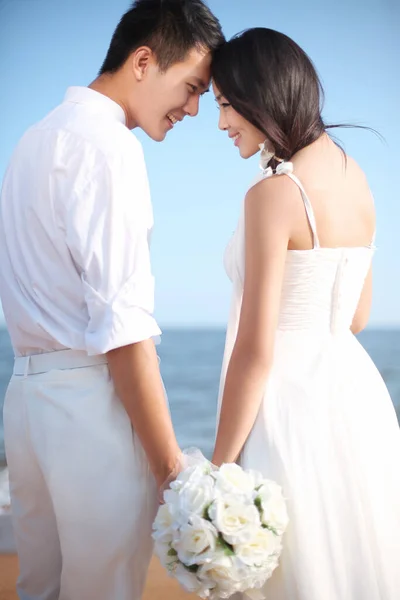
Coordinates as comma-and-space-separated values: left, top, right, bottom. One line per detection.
212, 28, 373, 166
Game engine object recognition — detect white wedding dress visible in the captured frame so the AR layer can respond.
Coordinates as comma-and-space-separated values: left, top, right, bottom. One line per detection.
217, 164, 400, 600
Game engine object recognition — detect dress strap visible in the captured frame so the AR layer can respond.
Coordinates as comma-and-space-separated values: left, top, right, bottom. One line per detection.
260, 162, 320, 249
286, 172, 320, 249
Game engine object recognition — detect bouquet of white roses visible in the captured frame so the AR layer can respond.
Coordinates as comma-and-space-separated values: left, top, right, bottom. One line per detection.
152, 452, 288, 600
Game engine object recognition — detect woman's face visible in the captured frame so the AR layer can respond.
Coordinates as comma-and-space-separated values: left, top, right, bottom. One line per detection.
213, 82, 267, 159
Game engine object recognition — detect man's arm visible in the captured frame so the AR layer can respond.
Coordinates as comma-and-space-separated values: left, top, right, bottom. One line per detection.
107, 339, 180, 486
61, 140, 181, 487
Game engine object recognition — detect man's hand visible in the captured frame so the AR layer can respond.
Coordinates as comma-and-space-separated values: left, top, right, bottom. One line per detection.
157, 452, 185, 503
157, 448, 214, 503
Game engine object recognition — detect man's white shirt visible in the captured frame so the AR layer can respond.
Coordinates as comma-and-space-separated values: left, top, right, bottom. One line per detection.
0, 86, 161, 356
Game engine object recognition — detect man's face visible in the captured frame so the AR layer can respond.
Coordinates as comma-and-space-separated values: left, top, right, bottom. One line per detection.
131, 47, 212, 141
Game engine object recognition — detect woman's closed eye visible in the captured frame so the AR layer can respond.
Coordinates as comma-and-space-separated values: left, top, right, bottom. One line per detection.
216, 102, 231, 110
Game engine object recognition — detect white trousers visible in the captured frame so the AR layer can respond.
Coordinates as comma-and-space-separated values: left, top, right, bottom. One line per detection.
3, 349, 158, 600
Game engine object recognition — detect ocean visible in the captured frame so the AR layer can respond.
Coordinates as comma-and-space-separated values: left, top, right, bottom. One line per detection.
0, 327, 399, 463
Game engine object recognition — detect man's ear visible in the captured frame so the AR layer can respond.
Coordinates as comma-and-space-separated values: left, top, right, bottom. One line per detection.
131, 46, 154, 81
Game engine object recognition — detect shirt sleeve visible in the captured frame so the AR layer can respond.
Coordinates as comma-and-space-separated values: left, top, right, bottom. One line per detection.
62, 142, 161, 355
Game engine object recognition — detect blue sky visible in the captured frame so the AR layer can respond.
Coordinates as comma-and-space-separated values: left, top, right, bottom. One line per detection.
0, 0, 399, 328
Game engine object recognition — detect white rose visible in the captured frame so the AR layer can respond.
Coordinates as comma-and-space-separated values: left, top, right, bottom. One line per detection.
162, 463, 210, 516
247, 469, 265, 489
171, 463, 210, 492
241, 552, 281, 599
174, 563, 210, 596
154, 538, 178, 572
176, 474, 215, 517
198, 552, 244, 598
213, 463, 254, 497
256, 481, 288, 534
235, 528, 281, 567
173, 515, 218, 566
162, 486, 180, 513
208, 495, 261, 545
152, 503, 177, 542
161, 489, 190, 529
239, 561, 276, 599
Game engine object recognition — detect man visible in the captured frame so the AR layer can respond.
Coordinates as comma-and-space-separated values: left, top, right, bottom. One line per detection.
0, 1, 224, 598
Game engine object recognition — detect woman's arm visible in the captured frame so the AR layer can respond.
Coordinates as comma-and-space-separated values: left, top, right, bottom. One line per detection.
212, 177, 294, 466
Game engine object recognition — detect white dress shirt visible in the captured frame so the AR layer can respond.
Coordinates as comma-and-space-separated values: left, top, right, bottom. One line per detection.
0, 86, 161, 356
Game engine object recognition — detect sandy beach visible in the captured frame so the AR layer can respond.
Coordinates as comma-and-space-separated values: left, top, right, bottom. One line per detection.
0, 554, 197, 600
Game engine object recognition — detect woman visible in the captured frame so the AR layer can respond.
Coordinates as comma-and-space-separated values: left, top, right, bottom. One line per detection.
211, 28, 400, 600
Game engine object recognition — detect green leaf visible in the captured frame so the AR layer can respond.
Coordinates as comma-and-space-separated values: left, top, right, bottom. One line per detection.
203, 502, 214, 521
216, 534, 235, 556
167, 548, 178, 557
262, 523, 278, 536
185, 563, 200, 573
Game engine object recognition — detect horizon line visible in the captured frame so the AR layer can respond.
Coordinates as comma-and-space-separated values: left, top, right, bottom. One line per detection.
1, 323, 399, 332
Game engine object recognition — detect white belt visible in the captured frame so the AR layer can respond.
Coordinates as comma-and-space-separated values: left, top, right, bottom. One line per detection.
13, 349, 108, 377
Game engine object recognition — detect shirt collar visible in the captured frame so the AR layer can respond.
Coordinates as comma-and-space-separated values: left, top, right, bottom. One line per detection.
64, 86, 126, 125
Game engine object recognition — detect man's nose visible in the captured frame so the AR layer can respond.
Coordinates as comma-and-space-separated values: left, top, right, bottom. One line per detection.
184, 94, 200, 117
